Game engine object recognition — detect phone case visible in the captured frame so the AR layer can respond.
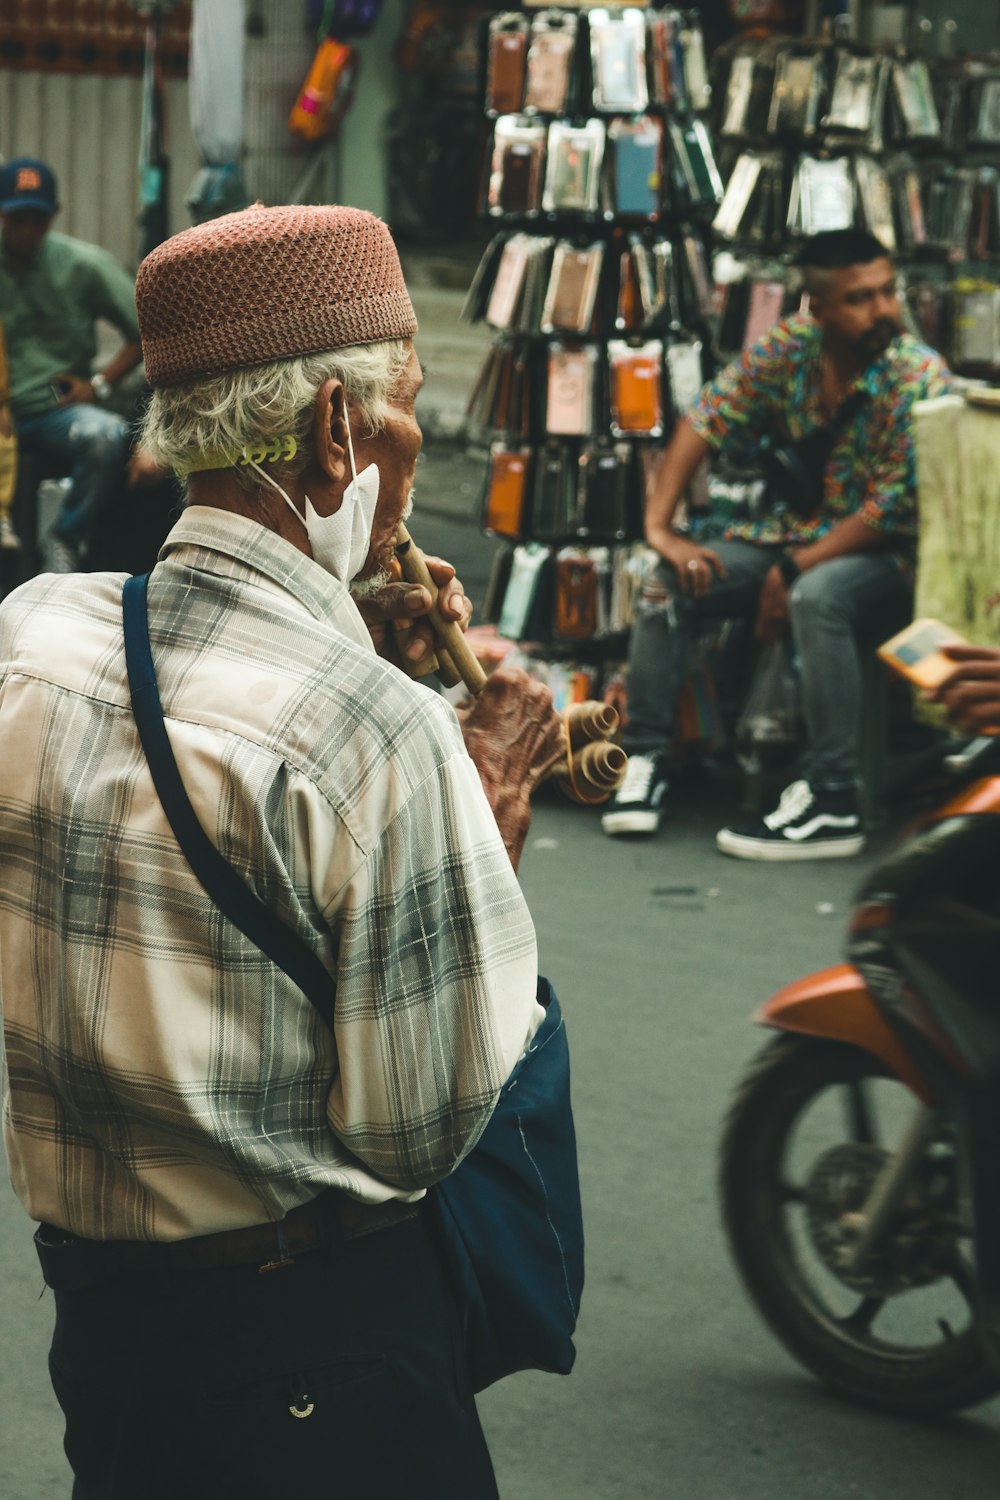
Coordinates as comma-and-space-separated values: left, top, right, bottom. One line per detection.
615, 247, 642, 334
665, 340, 703, 414
487, 118, 546, 217
577, 443, 631, 539
555, 550, 599, 639
588, 8, 648, 115
608, 340, 664, 437
532, 444, 576, 538
680, 26, 710, 112
497, 541, 551, 640
523, 15, 577, 114
546, 345, 596, 436
542, 120, 606, 214
743, 281, 786, 347
541, 242, 604, 335
486, 16, 529, 116
486, 235, 532, 329
647, 12, 675, 108
609, 117, 662, 219
484, 445, 532, 538
461, 232, 509, 324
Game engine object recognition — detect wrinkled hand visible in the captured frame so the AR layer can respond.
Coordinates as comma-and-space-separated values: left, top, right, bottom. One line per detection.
650, 528, 726, 598
929, 645, 1000, 734
52, 373, 94, 406
355, 555, 472, 668
755, 564, 790, 643
455, 669, 565, 872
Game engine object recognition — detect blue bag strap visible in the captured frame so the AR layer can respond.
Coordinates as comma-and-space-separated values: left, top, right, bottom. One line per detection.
122, 572, 336, 1032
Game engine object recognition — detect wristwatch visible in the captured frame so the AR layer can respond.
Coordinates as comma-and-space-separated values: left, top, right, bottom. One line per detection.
777, 551, 801, 588
90, 372, 112, 403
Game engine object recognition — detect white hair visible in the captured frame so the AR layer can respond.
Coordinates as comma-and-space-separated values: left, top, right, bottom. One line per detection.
140, 340, 411, 489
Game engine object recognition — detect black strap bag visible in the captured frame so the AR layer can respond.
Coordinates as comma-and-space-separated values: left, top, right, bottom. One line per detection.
121, 571, 584, 1393
759, 390, 868, 518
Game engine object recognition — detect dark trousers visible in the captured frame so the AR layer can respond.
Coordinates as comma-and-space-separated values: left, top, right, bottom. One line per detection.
624, 542, 912, 787
39, 1212, 498, 1500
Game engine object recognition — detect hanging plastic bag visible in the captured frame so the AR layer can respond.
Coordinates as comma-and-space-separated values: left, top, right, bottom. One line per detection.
289, 37, 360, 142
735, 641, 802, 760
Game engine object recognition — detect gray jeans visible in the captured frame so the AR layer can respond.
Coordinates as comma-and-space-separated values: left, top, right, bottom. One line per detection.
623, 540, 912, 789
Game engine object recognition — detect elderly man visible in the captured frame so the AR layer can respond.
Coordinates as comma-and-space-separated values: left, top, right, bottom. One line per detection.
0, 157, 144, 570
603, 228, 952, 859
0, 204, 563, 1498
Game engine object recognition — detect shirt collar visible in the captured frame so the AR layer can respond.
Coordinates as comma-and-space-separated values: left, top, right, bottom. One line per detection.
157, 505, 376, 655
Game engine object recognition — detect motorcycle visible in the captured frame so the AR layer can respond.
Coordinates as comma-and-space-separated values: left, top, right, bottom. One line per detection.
721, 734, 1000, 1416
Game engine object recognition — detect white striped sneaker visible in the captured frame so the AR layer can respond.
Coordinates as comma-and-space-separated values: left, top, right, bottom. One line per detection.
601, 752, 668, 837
716, 779, 865, 861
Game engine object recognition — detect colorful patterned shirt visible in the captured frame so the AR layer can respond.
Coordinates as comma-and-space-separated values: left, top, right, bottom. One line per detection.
0, 508, 541, 1241
687, 312, 952, 558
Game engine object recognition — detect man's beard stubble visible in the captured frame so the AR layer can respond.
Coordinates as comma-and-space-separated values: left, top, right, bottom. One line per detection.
348, 488, 414, 602
860, 317, 903, 357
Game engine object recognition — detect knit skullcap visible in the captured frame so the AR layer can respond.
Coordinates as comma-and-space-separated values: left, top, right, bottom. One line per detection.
136, 202, 418, 388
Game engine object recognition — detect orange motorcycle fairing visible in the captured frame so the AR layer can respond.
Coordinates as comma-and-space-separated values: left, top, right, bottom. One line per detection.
756, 963, 935, 1105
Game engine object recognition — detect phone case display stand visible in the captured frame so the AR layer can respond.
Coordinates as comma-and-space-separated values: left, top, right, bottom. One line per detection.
465, 5, 721, 695
711, 35, 1000, 374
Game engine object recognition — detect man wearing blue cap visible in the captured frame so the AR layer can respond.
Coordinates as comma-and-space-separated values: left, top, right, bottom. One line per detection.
0, 157, 143, 570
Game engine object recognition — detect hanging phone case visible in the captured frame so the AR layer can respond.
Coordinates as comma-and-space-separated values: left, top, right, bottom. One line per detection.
609, 117, 662, 219
542, 120, 606, 214
523, 12, 577, 114
546, 345, 597, 436
486, 15, 530, 116
555, 550, 599, 639
484, 444, 533, 538
541, 242, 604, 335
588, 8, 648, 114
532, 443, 576, 538
486, 235, 532, 329
487, 117, 547, 216
577, 442, 631, 539
608, 339, 664, 437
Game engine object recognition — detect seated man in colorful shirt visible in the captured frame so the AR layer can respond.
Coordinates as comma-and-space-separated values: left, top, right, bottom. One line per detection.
603, 228, 952, 860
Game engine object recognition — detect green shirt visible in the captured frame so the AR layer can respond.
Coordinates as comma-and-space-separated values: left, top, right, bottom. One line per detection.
0, 231, 140, 420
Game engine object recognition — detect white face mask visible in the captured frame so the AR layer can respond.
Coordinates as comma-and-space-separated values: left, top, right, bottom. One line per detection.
249, 415, 380, 584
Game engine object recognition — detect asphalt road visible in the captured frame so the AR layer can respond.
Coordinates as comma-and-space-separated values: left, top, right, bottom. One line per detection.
3, 448, 1000, 1497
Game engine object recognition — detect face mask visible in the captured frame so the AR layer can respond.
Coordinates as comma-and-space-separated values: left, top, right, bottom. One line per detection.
248, 415, 380, 584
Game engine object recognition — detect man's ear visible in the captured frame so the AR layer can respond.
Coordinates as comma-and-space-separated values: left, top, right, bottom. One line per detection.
312, 376, 350, 483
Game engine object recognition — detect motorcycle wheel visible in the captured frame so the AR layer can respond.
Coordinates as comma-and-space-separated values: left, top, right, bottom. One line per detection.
721, 1033, 1000, 1416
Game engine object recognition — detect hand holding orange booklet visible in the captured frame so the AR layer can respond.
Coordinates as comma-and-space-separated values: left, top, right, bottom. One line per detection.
877, 617, 967, 690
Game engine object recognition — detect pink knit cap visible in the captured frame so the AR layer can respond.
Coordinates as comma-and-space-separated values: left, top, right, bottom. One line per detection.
136, 203, 418, 388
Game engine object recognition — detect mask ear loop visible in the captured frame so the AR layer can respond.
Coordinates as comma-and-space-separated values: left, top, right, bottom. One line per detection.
245, 457, 304, 530
343, 407, 359, 488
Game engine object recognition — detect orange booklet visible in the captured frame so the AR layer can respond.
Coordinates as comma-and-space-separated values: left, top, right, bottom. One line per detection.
877, 617, 967, 690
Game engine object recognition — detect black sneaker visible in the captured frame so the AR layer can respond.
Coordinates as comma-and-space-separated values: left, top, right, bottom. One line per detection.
716, 779, 865, 861
601, 753, 668, 837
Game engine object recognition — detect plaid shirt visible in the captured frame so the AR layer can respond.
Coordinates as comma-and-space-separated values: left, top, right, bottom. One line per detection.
0, 508, 540, 1241
687, 313, 952, 558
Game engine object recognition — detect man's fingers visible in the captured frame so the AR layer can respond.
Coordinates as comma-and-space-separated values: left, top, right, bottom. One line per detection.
359, 581, 432, 623
940, 644, 999, 663
704, 549, 727, 579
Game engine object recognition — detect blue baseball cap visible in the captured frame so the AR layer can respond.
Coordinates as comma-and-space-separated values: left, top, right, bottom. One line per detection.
0, 158, 58, 215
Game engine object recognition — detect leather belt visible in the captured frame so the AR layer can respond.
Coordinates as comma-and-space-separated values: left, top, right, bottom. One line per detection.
36, 1192, 420, 1281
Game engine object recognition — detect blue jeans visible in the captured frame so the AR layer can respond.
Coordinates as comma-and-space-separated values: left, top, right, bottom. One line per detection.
623, 539, 912, 788
16, 403, 128, 553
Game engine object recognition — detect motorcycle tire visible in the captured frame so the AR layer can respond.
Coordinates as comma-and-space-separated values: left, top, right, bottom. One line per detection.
721, 1033, 1000, 1417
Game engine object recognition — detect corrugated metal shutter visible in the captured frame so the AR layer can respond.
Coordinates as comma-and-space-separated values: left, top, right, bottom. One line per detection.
0, 69, 200, 270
